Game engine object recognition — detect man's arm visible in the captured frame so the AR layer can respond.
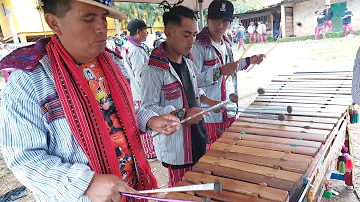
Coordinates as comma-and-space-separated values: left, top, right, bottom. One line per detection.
141, 65, 176, 115
191, 44, 220, 87
352, 47, 360, 105
130, 48, 148, 87
0, 71, 94, 201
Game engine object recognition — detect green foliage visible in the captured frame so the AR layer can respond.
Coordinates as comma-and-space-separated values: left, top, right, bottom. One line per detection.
200, 0, 267, 27
233, 0, 267, 14
116, 3, 164, 26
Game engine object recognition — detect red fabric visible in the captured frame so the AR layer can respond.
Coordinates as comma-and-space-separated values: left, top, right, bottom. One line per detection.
249, 33, 256, 43
237, 38, 246, 51
1, 69, 14, 82
205, 117, 236, 150
140, 133, 157, 159
325, 20, 333, 32
315, 25, 326, 40
45, 36, 157, 194
168, 166, 192, 188
343, 24, 355, 37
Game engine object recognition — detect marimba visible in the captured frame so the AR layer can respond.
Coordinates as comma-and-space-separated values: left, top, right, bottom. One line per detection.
166, 71, 354, 202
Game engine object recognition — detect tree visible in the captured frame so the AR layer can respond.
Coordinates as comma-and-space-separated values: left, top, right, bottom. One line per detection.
233, 0, 267, 14
116, 3, 164, 33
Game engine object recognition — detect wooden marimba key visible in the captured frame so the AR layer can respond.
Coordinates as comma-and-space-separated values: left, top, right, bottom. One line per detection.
164, 71, 353, 202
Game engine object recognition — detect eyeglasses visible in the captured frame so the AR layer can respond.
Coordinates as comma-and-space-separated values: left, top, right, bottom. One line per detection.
211, 19, 230, 27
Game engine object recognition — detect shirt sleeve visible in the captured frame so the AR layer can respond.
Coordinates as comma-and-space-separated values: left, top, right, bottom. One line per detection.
135, 107, 158, 132
0, 70, 94, 202
191, 44, 219, 88
129, 48, 148, 87
141, 65, 176, 115
237, 58, 250, 71
352, 47, 360, 105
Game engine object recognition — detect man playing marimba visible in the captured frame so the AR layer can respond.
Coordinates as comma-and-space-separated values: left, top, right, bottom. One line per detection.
141, 3, 224, 188
191, 0, 264, 148
352, 47, 360, 105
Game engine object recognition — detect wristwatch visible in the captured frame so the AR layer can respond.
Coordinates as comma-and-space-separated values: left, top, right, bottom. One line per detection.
175, 108, 186, 120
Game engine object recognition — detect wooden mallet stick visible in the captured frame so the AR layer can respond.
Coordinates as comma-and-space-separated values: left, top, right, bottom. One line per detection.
225, 45, 252, 82
246, 42, 280, 73
138, 181, 222, 194
142, 88, 265, 143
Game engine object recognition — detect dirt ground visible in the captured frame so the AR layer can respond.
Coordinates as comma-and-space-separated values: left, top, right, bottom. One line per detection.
1, 36, 360, 201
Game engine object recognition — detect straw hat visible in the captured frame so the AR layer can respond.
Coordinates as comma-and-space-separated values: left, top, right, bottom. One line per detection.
76, 0, 126, 20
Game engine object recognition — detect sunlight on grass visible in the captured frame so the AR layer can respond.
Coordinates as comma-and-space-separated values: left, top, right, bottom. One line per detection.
232, 37, 360, 62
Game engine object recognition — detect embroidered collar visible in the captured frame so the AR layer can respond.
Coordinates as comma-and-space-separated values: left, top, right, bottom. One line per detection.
0, 36, 122, 72
196, 27, 232, 47
126, 36, 142, 48
148, 42, 192, 71
148, 42, 170, 70
0, 37, 50, 72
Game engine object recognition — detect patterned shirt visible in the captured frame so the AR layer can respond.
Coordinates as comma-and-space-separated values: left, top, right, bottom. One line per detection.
0, 54, 157, 202
78, 60, 137, 188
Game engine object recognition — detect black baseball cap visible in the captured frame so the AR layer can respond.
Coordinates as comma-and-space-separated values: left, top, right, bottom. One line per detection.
208, 0, 234, 22
127, 18, 152, 35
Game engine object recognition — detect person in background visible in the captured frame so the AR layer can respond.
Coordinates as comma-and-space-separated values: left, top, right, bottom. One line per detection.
314, 11, 326, 40
323, 4, 334, 34
106, 35, 116, 51
248, 22, 256, 43
121, 18, 157, 160
260, 21, 268, 43
120, 33, 127, 47
256, 22, 263, 43
114, 34, 122, 47
235, 23, 246, 50
342, 8, 355, 37
273, 18, 281, 40
153, 30, 166, 49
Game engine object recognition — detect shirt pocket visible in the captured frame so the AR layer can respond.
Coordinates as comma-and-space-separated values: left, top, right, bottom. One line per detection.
203, 58, 219, 68
39, 94, 65, 123
162, 81, 182, 101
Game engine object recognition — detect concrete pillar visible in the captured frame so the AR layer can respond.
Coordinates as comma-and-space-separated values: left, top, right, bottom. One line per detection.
19, 35, 27, 43
5, 8, 19, 43
115, 19, 121, 36
199, 0, 204, 30
270, 14, 274, 37
281, 5, 286, 37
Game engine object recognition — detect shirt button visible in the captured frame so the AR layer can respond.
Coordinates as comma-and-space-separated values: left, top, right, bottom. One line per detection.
196, 97, 199, 99
193, 76, 195, 78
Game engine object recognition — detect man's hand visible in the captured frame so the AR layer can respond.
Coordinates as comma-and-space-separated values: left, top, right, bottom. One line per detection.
185, 107, 209, 124
85, 174, 138, 202
147, 114, 181, 135
249, 54, 265, 65
219, 62, 238, 76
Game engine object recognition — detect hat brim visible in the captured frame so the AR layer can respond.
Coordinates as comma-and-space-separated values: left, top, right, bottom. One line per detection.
76, 0, 127, 20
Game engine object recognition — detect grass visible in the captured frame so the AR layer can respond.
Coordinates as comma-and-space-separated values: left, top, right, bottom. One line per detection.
276, 30, 360, 43
231, 34, 360, 63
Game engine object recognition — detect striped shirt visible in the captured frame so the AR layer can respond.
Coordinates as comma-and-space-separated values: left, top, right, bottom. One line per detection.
0, 53, 157, 202
352, 47, 360, 105
121, 37, 149, 103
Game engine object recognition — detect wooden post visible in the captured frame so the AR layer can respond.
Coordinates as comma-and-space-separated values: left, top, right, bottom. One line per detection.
281, 5, 286, 38
270, 14, 274, 37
